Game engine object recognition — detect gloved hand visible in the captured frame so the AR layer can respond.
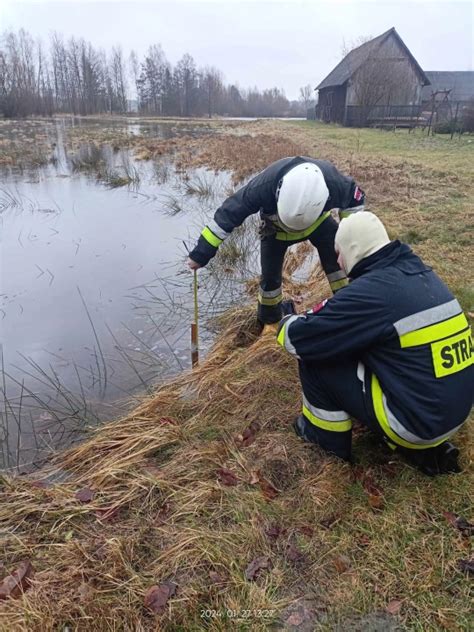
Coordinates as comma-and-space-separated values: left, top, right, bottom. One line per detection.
281, 299, 296, 316
258, 217, 277, 240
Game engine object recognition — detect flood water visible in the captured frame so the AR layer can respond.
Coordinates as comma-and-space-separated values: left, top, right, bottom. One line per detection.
0, 118, 257, 471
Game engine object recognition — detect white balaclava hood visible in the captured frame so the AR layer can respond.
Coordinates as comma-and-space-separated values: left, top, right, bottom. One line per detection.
335, 212, 390, 275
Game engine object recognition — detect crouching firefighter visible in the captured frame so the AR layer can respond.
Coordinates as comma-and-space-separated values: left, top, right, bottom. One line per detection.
187, 157, 366, 324
277, 212, 473, 475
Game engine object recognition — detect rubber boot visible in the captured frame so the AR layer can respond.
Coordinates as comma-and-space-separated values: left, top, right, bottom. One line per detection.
400, 441, 461, 476
293, 414, 320, 445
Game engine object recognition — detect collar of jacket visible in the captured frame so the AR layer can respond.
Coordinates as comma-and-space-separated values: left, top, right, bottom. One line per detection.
349, 240, 431, 279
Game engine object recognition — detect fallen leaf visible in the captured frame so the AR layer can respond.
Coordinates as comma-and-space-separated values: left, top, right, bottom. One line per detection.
216, 468, 239, 486
144, 581, 177, 613
357, 534, 371, 547
258, 477, 279, 500
75, 487, 95, 503
265, 524, 283, 540
458, 558, 474, 574
249, 470, 260, 485
142, 463, 162, 478
443, 511, 474, 537
95, 505, 120, 523
368, 493, 385, 510
320, 514, 339, 530
356, 470, 385, 510
385, 599, 402, 615
0, 561, 34, 600
283, 600, 319, 628
77, 582, 93, 603
158, 417, 178, 426
155, 502, 172, 525
286, 542, 305, 563
298, 525, 314, 537
245, 556, 272, 581
208, 571, 226, 584
333, 554, 351, 573
238, 421, 260, 447
362, 474, 383, 497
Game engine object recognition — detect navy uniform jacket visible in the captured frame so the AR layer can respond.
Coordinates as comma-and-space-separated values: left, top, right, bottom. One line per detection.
278, 241, 473, 447
189, 156, 364, 266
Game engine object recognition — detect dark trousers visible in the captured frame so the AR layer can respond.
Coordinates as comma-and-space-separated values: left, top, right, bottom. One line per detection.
298, 357, 382, 461
258, 215, 344, 324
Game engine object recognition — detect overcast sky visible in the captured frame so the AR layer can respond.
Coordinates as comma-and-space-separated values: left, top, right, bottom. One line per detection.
1, 0, 472, 99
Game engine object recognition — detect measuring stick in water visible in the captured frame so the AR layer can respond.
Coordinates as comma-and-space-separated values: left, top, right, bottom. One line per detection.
183, 240, 199, 367
191, 268, 199, 367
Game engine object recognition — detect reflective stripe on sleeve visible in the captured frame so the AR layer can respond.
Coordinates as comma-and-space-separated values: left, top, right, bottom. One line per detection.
201, 226, 223, 248
370, 374, 462, 449
303, 396, 352, 432
275, 211, 331, 241
398, 313, 468, 348
277, 314, 301, 356
207, 219, 231, 241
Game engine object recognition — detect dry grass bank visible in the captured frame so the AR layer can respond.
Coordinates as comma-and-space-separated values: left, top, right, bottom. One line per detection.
0, 119, 472, 631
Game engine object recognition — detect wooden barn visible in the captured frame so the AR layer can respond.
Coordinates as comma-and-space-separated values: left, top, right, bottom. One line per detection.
421, 71, 474, 122
315, 28, 430, 127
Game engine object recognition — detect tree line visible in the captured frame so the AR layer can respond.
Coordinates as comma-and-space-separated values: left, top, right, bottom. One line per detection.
0, 29, 308, 119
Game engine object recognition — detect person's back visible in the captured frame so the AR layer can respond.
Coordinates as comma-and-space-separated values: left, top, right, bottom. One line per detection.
344, 241, 472, 445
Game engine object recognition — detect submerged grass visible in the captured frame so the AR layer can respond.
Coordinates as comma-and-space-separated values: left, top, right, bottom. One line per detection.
0, 119, 473, 631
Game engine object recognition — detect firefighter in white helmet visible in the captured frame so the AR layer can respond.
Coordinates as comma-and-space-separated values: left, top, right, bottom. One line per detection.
188, 157, 366, 324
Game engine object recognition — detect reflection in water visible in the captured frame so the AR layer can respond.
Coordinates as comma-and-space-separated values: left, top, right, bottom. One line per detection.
0, 119, 258, 471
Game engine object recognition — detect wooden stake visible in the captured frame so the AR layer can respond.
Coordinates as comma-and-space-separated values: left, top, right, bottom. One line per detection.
191, 269, 199, 367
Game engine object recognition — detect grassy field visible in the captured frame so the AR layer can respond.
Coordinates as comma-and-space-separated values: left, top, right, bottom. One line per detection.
0, 119, 472, 631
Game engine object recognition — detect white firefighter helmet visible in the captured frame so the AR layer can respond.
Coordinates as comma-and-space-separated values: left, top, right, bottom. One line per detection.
276, 162, 329, 232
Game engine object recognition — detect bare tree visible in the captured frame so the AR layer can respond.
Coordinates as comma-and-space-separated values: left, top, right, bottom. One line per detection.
201, 66, 223, 118
0, 27, 302, 119
111, 46, 128, 113
299, 84, 314, 111
340, 35, 373, 59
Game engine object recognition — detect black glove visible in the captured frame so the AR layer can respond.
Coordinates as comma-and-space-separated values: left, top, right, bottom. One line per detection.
258, 217, 277, 240
281, 299, 296, 316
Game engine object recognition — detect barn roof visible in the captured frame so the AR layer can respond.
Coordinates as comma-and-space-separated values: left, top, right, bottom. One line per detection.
422, 71, 474, 102
316, 27, 430, 90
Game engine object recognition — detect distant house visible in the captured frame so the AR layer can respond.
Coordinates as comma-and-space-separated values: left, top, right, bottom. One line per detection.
315, 27, 430, 126
421, 71, 474, 122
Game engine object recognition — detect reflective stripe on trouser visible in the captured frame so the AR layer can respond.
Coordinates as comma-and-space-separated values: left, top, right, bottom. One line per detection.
298, 360, 359, 461
258, 234, 288, 324
258, 287, 282, 306
370, 374, 464, 450
307, 214, 347, 296
303, 396, 352, 432
259, 214, 343, 323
